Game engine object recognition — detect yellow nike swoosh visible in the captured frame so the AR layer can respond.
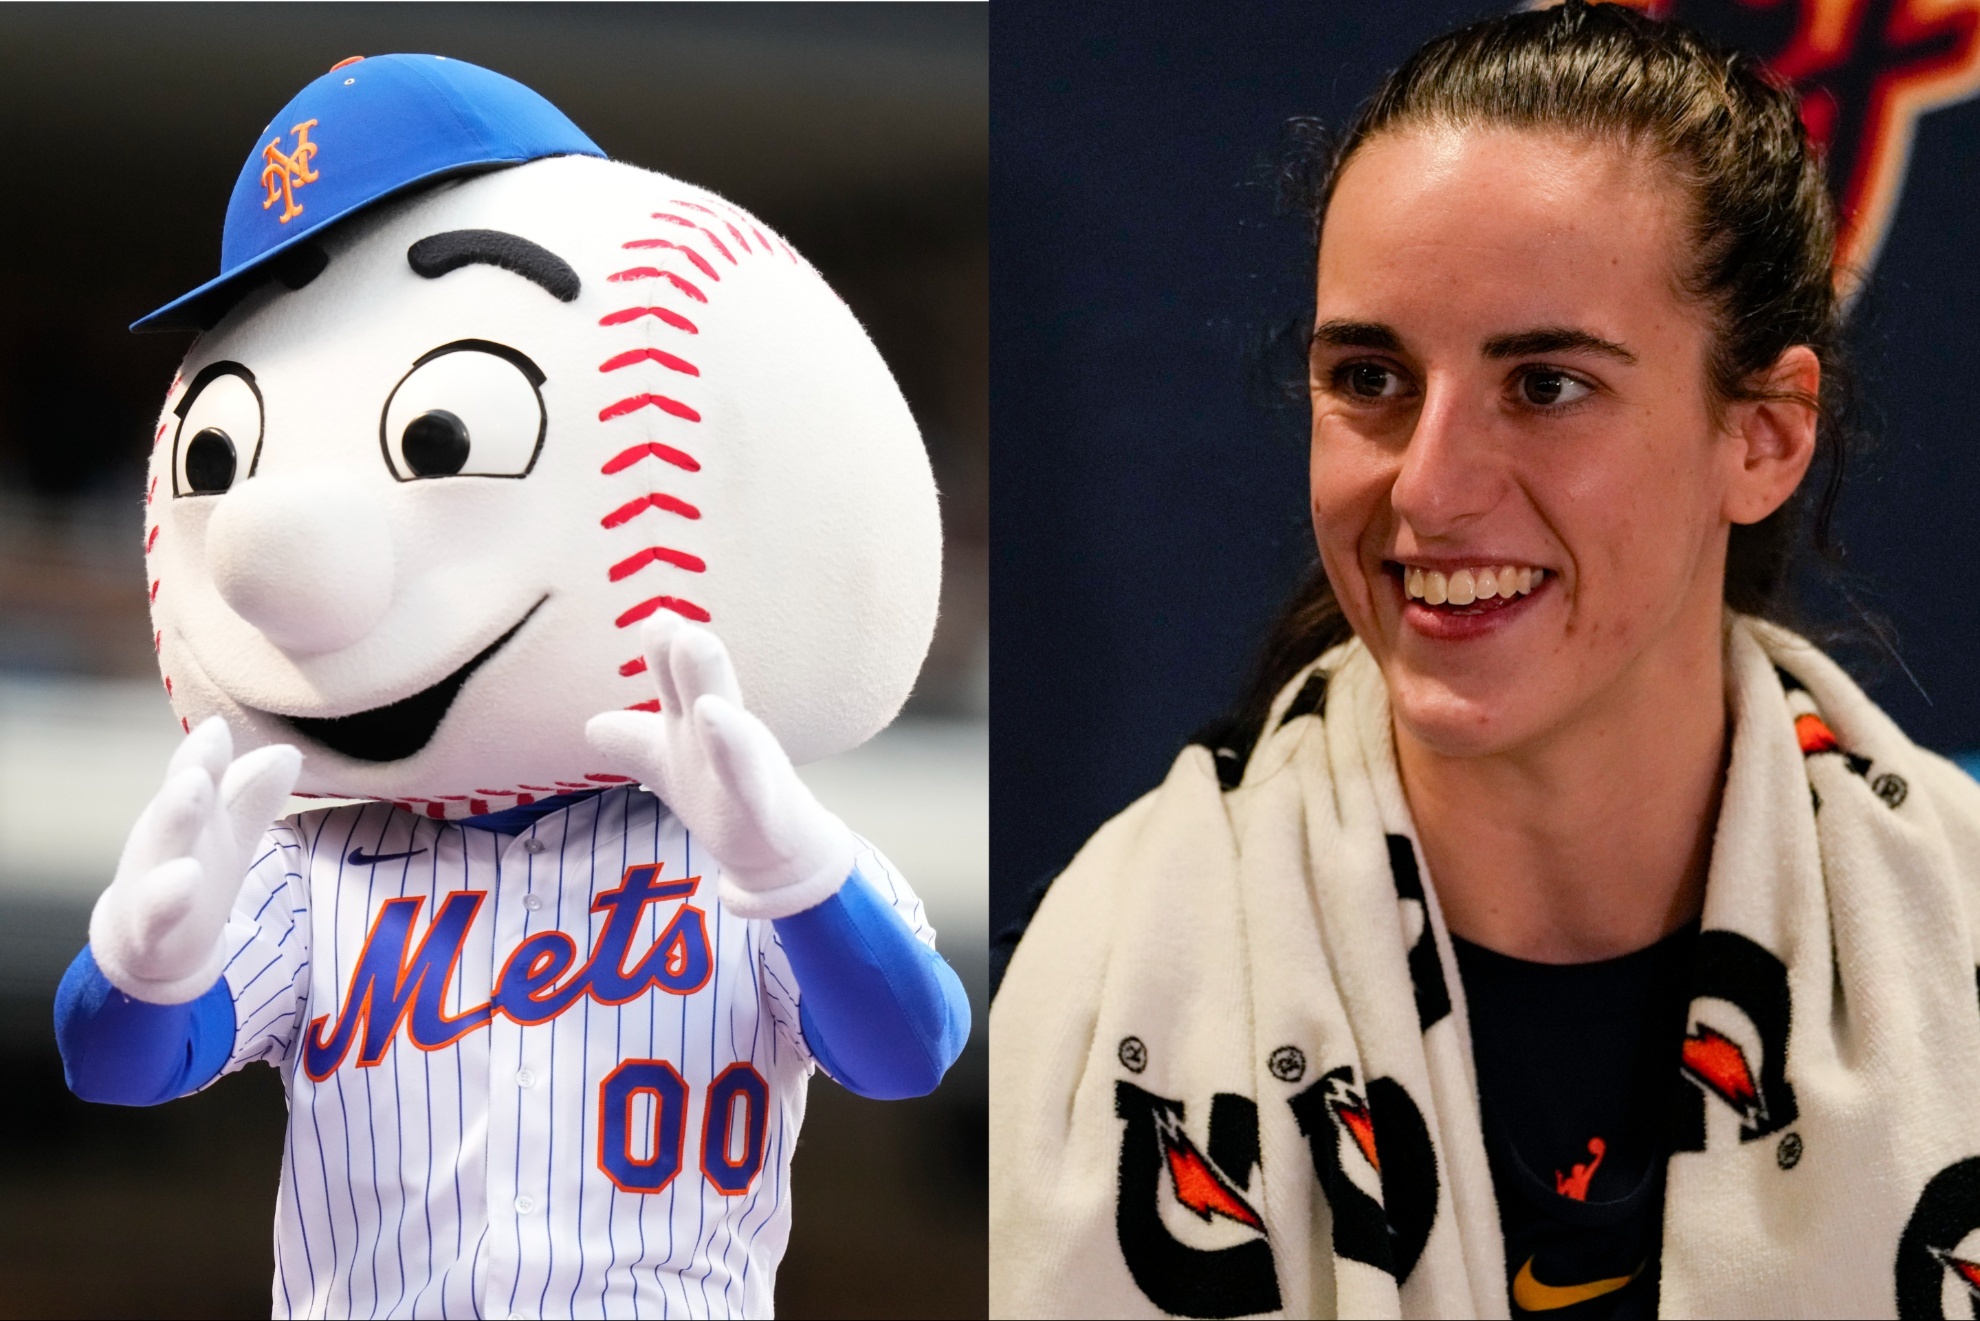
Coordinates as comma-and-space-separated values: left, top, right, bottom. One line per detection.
1512, 1255, 1641, 1312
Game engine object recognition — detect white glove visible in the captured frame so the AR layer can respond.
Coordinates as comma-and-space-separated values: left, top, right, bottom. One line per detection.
88, 717, 302, 1005
585, 616, 857, 920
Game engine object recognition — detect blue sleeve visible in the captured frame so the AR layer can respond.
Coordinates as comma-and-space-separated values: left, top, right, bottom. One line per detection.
775, 869, 972, 1100
53, 945, 235, 1107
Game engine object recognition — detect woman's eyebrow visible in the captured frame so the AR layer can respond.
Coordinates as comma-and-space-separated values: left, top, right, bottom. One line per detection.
1481, 326, 1637, 364
1311, 319, 1404, 352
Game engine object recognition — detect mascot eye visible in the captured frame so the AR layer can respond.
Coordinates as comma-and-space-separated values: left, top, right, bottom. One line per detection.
381, 340, 546, 481
400, 409, 471, 477
171, 364, 262, 497
183, 429, 237, 492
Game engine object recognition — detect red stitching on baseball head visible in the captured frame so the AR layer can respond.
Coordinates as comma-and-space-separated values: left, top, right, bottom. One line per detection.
616, 596, 711, 628
599, 207, 739, 705
599, 394, 702, 424
599, 348, 700, 377
710, 199, 780, 260
602, 443, 700, 475
601, 493, 700, 528
608, 546, 707, 581
621, 239, 720, 282
598, 306, 698, 334
668, 200, 751, 254
651, 214, 737, 264
606, 268, 707, 303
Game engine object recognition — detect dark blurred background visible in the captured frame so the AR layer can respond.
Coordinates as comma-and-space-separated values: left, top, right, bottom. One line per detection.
0, 4, 984, 1317
990, 0, 1980, 954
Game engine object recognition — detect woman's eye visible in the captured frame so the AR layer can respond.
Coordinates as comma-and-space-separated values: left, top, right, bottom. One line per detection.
381, 342, 546, 481
1518, 369, 1592, 408
1338, 362, 1404, 400
172, 365, 262, 497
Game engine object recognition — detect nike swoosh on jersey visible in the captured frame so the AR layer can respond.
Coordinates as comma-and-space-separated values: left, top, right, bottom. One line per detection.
347, 847, 430, 867
1512, 1255, 1640, 1312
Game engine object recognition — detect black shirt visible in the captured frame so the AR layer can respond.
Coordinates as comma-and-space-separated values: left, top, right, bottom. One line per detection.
1453, 921, 1698, 1320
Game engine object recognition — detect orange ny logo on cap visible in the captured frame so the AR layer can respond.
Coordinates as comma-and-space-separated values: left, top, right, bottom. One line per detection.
260, 119, 320, 224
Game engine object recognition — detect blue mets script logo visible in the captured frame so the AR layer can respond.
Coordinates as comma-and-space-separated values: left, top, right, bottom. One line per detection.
1593, 0, 1980, 279
301, 862, 713, 1081
260, 118, 320, 225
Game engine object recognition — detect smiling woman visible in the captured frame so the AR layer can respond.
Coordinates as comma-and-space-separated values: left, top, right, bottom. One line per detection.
1306, 121, 1821, 959
991, 4, 1980, 1318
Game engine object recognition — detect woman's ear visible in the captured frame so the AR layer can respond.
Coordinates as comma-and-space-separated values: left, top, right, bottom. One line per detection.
1723, 344, 1821, 526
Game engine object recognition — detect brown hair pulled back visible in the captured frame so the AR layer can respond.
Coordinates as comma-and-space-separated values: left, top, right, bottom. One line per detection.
1232, 0, 1854, 735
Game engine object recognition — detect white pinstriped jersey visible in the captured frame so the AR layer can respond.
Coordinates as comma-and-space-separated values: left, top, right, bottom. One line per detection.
215, 786, 935, 1320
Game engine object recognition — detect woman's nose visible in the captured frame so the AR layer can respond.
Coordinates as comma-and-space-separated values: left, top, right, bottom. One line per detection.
1387, 381, 1503, 535
204, 471, 396, 655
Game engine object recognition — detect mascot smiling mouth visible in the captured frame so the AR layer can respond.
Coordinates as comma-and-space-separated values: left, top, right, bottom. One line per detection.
277, 598, 547, 763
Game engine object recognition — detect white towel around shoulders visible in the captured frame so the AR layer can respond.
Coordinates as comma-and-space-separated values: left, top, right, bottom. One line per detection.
991, 616, 1980, 1319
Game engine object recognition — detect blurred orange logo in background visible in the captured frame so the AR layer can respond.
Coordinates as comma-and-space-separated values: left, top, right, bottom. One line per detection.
1559, 0, 1980, 285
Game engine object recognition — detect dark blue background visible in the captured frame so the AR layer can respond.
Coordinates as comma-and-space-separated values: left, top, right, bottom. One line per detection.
989, 0, 1980, 939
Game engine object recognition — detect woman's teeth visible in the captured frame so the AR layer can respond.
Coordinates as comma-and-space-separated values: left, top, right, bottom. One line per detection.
1402, 565, 1544, 606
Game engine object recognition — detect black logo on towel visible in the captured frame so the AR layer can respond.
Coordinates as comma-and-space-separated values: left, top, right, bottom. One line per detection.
1267, 1046, 1306, 1083
1289, 1065, 1439, 1282
1674, 930, 1799, 1151
1785, 679, 1909, 814
1896, 1156, 1980, 1319
1114, 1082, 1282, 1318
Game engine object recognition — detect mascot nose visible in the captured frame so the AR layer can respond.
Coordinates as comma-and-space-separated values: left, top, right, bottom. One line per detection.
206, 472, 397, 655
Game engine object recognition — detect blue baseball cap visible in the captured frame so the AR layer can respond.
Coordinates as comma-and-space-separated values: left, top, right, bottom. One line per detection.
134, 54, 604, 332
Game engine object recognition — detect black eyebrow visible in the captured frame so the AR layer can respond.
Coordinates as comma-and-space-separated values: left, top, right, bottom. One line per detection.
173, 360, 259, 418
406, 230, 580, 302
1311, 319, 1404, 353
1482, 326, 1637, 364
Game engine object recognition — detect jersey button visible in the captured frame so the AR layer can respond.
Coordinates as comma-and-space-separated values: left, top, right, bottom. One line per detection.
516, 1068, 536, 1089
523, 838, 547, 854
514, 1194, 535, 1214
522, 894, 543, 912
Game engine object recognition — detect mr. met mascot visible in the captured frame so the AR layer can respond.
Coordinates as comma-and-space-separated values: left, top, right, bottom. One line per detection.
53, 55, 967, 1319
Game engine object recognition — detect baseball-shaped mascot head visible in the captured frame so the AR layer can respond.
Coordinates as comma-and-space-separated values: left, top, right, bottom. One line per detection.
137, 56, 940, 817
